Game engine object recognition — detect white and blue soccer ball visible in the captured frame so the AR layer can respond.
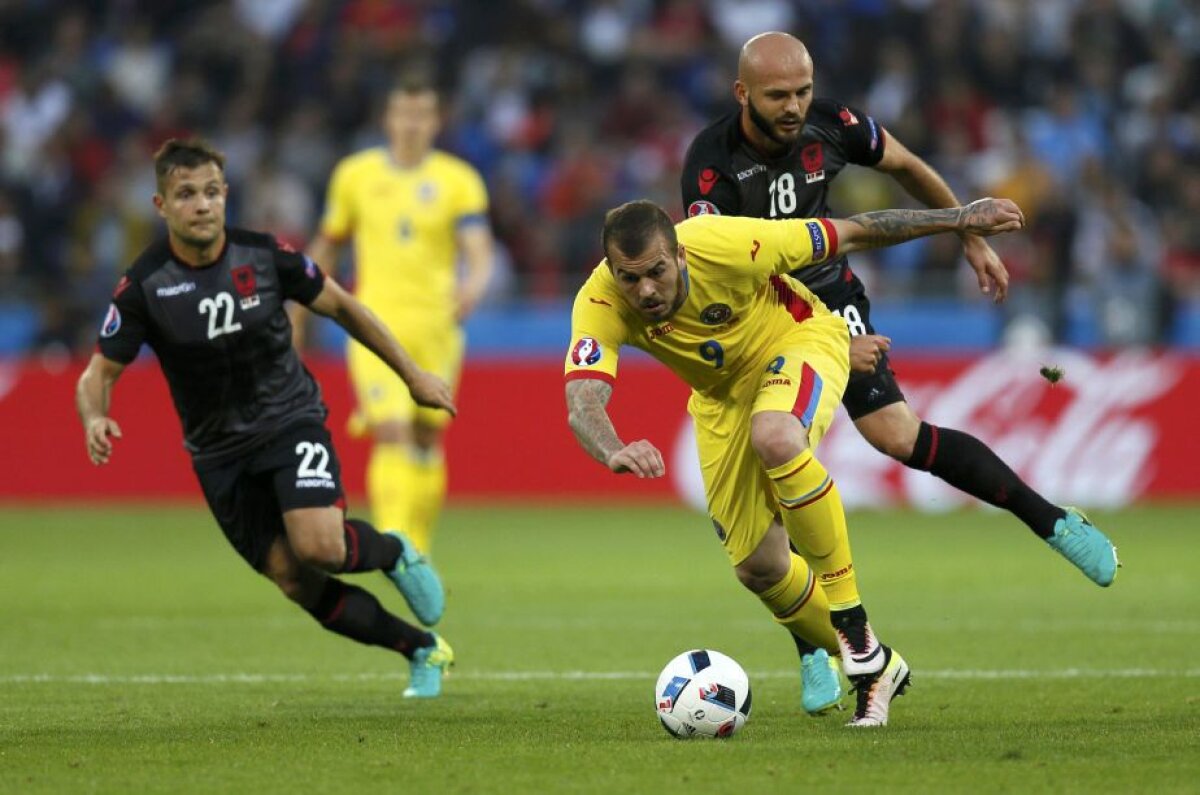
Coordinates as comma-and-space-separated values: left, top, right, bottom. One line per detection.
655, 649, 752, 739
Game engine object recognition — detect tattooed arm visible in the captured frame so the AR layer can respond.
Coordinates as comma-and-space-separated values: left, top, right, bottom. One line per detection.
873, 133, 1010, 302
565, 379, 665, 478
829, 198, 1025, 255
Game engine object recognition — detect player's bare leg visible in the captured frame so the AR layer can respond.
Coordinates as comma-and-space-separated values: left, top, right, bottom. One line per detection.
284, 505, 444, 624
854, 401, 1118, 586
273, 512, 451, 695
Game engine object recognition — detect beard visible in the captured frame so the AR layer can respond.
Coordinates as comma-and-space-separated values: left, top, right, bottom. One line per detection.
638, 268, 689, 321
747, 96, 804, 149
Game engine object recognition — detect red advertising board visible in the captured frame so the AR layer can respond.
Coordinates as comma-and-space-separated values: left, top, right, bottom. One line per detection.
2, 350, 1197, 507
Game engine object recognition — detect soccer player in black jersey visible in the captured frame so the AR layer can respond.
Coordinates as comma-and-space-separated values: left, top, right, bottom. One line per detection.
76, 138, 455, 698
682, 32, 1118, 714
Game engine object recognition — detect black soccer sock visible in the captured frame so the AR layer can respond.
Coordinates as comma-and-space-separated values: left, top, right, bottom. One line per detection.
906, 422, 1065, 539
790, 633, 819, 657
305, 577, 432, 658
830, 605, 870, 653
341, 518, 403, 573
830, 604, 867, 631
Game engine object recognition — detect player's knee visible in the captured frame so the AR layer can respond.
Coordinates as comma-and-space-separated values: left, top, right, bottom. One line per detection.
412, 423, 443, 451
733, 558, 785, 595
750, 420, 806, 469
290, 531, 346, 571
270, 572, 308, 603
373, 421, 409, 445
261, 558, 308, 603
267, 568, 325, 607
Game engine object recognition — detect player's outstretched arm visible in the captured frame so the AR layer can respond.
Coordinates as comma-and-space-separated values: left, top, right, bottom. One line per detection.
873, 133, 1010, 302
76, 353, 126, 465
565, 379, 665, 478
830, 198, 1025, 255
307, 277, 456, 416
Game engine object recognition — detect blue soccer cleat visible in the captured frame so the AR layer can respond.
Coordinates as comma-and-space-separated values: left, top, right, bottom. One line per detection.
385, 530, 445, 625
800, 648, 843, 716
1047, 507, 1120, 587
404, 634, 454, 698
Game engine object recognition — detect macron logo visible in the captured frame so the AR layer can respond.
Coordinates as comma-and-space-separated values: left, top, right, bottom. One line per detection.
156, 282, 196, 297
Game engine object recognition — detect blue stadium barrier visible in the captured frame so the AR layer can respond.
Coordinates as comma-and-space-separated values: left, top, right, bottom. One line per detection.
457, 299, 1005, 358
1170, 302, 1200, 347
307, 300, 1054, 358
0, 305, 39, 355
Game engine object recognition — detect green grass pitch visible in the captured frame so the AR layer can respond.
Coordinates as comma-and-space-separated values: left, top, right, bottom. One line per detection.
1, 503, 1197, 793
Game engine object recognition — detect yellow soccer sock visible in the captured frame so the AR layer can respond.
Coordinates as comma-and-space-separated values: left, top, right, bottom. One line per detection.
404, 447, 446, 555
767, 449, 861, 610
367, 443, 415, 535
757, 552, 838, 654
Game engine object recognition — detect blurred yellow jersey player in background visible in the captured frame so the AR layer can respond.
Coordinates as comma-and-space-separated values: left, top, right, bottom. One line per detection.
308, 73, 494, 562
564, 199, 1025, 726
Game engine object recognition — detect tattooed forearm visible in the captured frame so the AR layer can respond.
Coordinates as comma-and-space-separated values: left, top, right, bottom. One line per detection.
565, 379, 623, 466
844, 207, 963, 247
840, 199, 1019, 253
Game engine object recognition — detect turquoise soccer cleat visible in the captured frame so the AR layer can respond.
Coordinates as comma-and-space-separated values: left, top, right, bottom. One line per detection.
800, 648, 843, 715
385, 530, 446, 625
404, 634, 454, 698
1046, 508, 1120, 587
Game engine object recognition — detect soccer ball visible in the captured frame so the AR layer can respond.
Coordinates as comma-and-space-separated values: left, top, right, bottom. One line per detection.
655, 649, 752, 739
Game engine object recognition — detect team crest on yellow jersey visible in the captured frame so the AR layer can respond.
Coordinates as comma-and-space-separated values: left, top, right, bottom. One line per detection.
700, 303, 732, 325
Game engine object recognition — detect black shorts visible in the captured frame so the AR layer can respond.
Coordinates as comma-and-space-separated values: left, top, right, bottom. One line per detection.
193, 421, 345, 571
811, 271, 907, 421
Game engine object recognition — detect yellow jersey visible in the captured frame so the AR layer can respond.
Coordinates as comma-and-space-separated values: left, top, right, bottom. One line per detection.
565, 214, 846, 401
319, 147, 489, 324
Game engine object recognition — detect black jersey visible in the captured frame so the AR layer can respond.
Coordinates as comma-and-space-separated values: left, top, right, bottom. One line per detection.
96, 228, 328, 464
681, 98, 885, 294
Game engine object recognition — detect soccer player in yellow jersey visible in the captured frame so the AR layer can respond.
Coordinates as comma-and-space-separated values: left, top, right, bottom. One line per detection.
308, 74, 494, 564
565, 198, 1025, 726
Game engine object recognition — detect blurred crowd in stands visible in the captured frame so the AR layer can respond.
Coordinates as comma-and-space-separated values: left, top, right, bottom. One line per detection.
1, 0, 1198, 356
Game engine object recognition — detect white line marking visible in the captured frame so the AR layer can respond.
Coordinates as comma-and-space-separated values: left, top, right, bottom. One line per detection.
1, 668, 1196, 685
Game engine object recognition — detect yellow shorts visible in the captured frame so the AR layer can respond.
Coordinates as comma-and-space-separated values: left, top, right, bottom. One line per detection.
347, 321, 464, 430
691, 316, 849, 566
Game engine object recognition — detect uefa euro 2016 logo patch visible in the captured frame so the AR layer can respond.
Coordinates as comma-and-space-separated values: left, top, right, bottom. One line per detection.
100, 304, 121, 337
571, 337, 602, 366
688, 200, 720, 217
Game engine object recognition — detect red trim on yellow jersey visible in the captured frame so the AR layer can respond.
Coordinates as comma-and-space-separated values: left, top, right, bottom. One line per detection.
565, 370, 616, 386
770, 455, 813, 482
769, 275, 814, 324
817, 218, 838, 261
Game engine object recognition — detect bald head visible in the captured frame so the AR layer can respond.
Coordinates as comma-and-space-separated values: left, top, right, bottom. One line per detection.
735, 32, 815, 152
738, 32, 812, 86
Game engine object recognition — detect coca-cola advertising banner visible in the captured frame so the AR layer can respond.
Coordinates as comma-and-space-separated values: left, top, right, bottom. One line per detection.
2, 350, 1196, 506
